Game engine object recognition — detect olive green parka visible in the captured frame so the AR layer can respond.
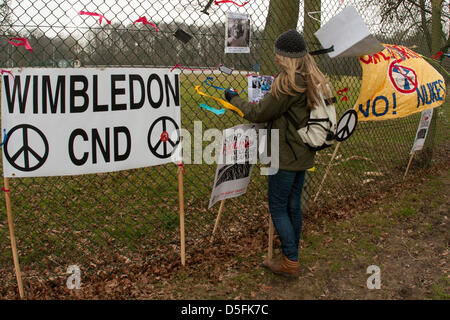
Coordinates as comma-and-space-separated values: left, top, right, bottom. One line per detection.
229, 74, 315, 171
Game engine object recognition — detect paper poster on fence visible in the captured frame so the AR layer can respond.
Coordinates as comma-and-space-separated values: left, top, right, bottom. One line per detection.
410, 108, 433, 154
355, 44, 446, 122
1, 68, 181, 178
225, 12, 250, 54
314, 5, 384, 58
208, 123, 263, 209
248, 75, 274, 103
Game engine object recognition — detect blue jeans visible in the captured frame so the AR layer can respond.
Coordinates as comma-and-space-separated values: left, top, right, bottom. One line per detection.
268, 170, 306, 261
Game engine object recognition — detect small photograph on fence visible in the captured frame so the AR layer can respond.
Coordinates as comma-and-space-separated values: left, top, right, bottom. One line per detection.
248, 75, 274, 103
208, 123, 263, 209
225, 12, 250, 54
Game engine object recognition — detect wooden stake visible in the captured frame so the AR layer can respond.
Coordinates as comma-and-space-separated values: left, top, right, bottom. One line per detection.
3, 177, 24, 298
210, 199, 225, 243
404, 151, 415, 180
267, 216, 274, 261
314, 142, 341, 202
177, 166, 185, 266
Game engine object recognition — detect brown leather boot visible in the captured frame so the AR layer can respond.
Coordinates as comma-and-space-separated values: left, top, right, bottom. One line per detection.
262, 255, 299, 278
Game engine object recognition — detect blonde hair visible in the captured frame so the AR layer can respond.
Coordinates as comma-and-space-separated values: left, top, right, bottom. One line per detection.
271, 53, 332, 110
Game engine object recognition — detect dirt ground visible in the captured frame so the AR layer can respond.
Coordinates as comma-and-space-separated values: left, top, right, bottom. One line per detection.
135, 164, 449, 300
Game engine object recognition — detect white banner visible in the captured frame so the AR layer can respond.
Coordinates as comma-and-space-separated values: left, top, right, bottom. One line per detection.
208, 123, 263, 209
1, 68, 181, 177
410, 108, 433, 154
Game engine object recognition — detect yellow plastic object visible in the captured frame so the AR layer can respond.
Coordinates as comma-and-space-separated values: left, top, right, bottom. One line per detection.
194, 86, 244, 117
307, 166, 315, 172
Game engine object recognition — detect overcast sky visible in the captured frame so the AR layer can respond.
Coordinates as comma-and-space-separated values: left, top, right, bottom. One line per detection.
6, 0, 383, 40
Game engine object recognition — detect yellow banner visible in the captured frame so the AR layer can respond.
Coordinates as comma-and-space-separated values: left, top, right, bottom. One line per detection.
355, 44, 446, 121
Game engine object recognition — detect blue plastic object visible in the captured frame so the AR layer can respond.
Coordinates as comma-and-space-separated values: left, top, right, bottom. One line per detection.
204, 76, 226, 91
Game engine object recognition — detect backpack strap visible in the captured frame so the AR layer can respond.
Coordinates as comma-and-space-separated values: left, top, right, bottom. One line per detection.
324, 96, 337, 105
283, 95, 336, 130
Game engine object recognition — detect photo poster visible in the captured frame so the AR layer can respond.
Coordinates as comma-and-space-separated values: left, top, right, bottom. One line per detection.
225, 12, 251, 54
208, 123, 264, 209
410, 108, 434, 154
248, 75, 274, 103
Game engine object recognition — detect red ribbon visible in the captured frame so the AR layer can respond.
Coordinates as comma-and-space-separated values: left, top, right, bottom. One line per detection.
9, 38, 33, 51
337, 87, 349, 101
337, 87, 349, 95
177, 163, 186, 174
214, 0, 249, 7
2, 187, 10, 193
79, 11, 111, 25
133, 17, 158, 32
431, 51, 443, 60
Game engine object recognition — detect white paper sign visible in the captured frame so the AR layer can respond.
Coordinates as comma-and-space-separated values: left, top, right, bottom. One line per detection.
314, 6, 384, 58
1, 68, 181, 177
225, 12, 251, 54
208, 123, 263, 209
248, 75, 274, 103
410, 109, 433, 154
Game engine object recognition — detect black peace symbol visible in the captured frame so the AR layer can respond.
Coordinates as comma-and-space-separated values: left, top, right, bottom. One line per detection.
3, 124, 49, 171
336, 109, 358, 142
147, 116, 180, 159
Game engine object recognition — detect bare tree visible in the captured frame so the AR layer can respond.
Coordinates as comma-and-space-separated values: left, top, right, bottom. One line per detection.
362, 0, 449, 55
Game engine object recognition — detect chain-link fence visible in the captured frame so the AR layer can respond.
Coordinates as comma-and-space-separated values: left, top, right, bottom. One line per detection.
0, 0, 448, 298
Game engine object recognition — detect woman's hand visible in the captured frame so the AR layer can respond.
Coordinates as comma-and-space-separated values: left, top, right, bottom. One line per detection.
224, 88, 239, 102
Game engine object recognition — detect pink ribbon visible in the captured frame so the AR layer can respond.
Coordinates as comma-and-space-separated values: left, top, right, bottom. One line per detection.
133, 17, 158, 32
9, 38, 33, 51
214, 0, 249, 7
79, 11, 111, 25
1, 69, 14, 78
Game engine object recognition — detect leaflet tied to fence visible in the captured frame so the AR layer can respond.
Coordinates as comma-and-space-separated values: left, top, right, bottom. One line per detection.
410, 108, 433, 154
208, 123, 263, 209
314, 5, 384, 58
1, 68, 181, 178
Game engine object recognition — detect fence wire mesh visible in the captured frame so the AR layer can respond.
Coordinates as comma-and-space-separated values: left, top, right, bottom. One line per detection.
0, 0, 448, 298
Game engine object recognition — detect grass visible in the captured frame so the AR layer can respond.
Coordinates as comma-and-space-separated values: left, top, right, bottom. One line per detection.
0, 71, 448, 283
429, 278, 450, 300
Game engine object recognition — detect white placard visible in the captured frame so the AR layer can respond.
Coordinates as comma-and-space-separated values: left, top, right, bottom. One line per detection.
1, 68, 181, 177
225, 12, 251, 54
410, 109, 434, 154
208, 123, 263, 209
248, 75, 274, 103
314, 6, 384, 58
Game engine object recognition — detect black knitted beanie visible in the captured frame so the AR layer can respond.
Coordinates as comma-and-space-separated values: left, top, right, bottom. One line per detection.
274, 29, 308, 58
